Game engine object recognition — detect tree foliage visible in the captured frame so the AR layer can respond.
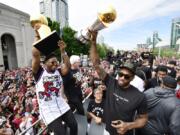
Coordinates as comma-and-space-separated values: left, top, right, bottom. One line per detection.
62, 27, 90, 56
47, 17, 114, 59
153, 48, 180, 58
96, 43, 107, 58
47, 17, 60, 34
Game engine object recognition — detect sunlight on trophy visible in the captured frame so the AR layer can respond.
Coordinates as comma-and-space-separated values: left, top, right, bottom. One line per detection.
30, 14, 51, 40
30, 14, 61, 56
79, 5, 117, 44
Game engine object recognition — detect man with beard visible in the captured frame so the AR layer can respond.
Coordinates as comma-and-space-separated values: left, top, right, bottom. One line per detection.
89, 31, 148, 135
32, 42, 77, 135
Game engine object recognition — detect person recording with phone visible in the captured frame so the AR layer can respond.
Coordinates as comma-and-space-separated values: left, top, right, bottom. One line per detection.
89, 31, 148, 135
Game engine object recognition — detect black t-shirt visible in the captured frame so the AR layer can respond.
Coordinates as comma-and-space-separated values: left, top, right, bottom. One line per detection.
145, 78, 160, 90
62, 69, 83, 102
104, 75, 147, 135
87, 100, 105, 122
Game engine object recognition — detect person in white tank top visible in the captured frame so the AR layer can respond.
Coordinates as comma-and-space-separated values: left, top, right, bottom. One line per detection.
32, 39, 77, 135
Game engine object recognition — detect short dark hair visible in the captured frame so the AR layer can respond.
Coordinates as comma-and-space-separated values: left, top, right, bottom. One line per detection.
156, 65, 168, 73
168, 60, 176, 66
44, 53, 56, 63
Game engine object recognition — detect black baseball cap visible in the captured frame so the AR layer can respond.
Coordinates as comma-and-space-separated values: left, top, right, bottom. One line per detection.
162, 76, 177, 89
120, 62, 135, 75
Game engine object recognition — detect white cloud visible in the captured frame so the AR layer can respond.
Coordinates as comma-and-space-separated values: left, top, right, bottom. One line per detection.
68, 0, 180, 50
0, 0, 40, 15
69, 0, 180, 32
1, 0, 180, 50
1, 0, 179, 31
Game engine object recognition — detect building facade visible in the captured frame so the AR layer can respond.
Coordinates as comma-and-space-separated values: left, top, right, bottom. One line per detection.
170, 18, 180, 48
40, 0, 68, 28
0, 3, 34, 71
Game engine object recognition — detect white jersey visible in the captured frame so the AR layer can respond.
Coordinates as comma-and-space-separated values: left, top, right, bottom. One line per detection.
35, 68, 70, 125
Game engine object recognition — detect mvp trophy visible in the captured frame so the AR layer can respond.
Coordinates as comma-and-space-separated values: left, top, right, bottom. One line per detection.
79, 5, 117, 44
30, 14, 60, 56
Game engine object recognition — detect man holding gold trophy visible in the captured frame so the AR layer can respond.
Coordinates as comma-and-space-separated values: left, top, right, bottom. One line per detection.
31, 14, 78, 135
88, 6, 148, 135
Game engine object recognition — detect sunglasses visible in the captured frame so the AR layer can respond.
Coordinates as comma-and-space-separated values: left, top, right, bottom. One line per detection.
118, 72, 132, 80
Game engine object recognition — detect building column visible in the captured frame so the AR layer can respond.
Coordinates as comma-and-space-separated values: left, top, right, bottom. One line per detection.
0, 41, 4, 71
21, 22, 28, 66
15, 41, 24, 68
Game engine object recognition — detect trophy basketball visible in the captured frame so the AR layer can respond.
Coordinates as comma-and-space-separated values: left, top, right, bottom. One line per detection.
30, 14, 61, 56
78, 5, 117, 44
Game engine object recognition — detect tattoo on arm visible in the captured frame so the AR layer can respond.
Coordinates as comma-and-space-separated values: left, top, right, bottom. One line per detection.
90, 37, 107, 81
95, 65, 107, 80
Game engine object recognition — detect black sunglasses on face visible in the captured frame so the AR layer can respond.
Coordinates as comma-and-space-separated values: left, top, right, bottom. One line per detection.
118, 72, 132, 80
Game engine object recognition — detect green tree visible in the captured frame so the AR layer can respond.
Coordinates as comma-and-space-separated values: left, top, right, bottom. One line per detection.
47, 18, 90, 58
62, 26, 90, 56
47, 17, 60, 34
47, 17, 114, 59
153, 48, 180, 58
96, 44, 106, 58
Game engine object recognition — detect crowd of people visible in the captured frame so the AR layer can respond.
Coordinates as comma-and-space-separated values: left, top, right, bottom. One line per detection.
0, 31, 180, 135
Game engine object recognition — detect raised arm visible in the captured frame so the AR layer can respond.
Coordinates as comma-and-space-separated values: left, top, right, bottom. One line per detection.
32, 30, 41, 75
58, 40, 70, 76
89, 31, 107, 80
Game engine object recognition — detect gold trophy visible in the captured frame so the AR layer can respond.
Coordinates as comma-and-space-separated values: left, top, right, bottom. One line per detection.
30, 14, 51, 39
30, 14, 60, 56
79, 5, 117, 44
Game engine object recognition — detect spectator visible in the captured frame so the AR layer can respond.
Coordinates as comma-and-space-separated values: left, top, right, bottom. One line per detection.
63, 55, 85, 115
146, 65, 168, 90
87, 88, 104, 124
139, 76, 180, 135
167, 60, 177, 78
176, 76, 180, 99
19, 112, 34, 135
0, 116, 14, 135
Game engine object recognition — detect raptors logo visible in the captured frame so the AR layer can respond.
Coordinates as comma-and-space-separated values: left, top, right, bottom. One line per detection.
38, 75, 63, 101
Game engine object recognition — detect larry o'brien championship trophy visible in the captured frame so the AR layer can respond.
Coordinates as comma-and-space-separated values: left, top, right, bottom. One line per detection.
79, 5, 117, 44
30, 14, 60, 56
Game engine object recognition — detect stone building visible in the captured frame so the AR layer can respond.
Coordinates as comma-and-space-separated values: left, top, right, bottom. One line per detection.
0, 3, 34, 71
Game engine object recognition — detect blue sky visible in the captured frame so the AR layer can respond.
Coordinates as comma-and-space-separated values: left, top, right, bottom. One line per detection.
0, 0, 180, 50
104, 11, 180, 50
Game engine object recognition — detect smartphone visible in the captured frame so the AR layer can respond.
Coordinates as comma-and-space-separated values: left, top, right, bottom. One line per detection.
112, 120, 121, 125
